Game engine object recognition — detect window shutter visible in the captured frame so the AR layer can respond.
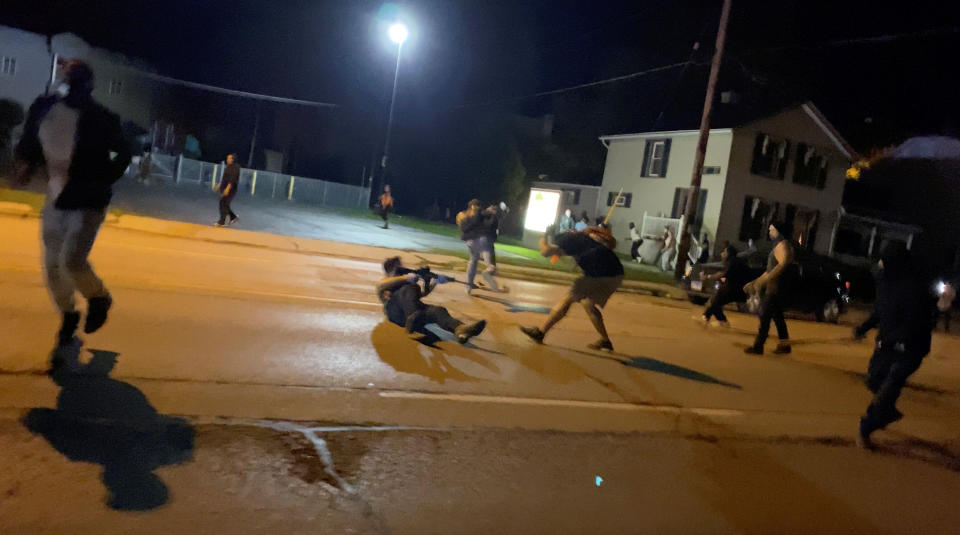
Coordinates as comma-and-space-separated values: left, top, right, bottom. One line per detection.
793, 143, 807, 184
751, 133, 765, 174
816, 158, 828, 189
778, 141, 791, 179
640, 141, 651, 177
660, 139, 671, 177
607, 192, 616, 206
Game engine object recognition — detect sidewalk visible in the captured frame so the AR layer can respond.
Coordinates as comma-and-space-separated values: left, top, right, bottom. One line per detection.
0, 198, 684, 298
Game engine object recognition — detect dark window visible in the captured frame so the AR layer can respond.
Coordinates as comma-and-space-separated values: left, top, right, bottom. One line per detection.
562, 189, 581, 206
703, 166, 721, 175
739, 196, 781, 242
793, 144, 828, 189
671, 188, 709, 234
751, 133, 790, 180
640, 139, 671, 177
0, 56, 15, 76
606, 192, 632, 208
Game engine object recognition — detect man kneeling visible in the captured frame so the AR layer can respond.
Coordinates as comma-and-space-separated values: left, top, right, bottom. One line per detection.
377, 256, 486, 344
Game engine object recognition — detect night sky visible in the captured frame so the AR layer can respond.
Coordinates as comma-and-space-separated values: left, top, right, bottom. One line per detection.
3, 1, 959, 210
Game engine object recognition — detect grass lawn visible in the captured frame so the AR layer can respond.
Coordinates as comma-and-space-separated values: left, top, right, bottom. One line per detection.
0, 187, 45, 211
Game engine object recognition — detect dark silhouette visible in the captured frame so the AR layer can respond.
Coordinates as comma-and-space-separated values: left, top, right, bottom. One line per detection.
24, 343, 194, 511
618, 356, 742, 389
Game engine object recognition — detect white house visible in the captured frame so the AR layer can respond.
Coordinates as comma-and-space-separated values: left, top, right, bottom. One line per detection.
0, 25, 158, 129
597, 102, 855, 260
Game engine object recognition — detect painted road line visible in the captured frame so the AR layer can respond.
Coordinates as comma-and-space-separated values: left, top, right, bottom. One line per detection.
378, 391, 745, 418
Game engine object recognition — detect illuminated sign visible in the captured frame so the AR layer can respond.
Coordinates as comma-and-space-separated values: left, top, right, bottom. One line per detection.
524, 188, 561, 232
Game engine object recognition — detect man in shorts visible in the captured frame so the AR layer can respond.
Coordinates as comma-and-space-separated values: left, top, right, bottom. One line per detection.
520, 227, 624, 351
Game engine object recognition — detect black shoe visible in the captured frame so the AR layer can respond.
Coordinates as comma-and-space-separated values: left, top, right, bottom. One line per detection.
857, 418, 875, 450
744, 345, 764, 355
773, 343, 792, 355
229, 216, 239, 225
404, 310, 427, 334
58, 311, 81, 346
587, 339, 614, 351
455, 320, 487, 344
84, 295, 113, 334
520, 326, 545, 344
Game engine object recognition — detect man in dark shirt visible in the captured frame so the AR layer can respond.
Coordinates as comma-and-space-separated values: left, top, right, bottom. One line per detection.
744, 221, 796, 355
14, 60, 131, 346
700, 245, 752, 325
853, 242, 937, 449
377, 257, 487, 344
215, 153, 240, 226
520, 227, 624, 351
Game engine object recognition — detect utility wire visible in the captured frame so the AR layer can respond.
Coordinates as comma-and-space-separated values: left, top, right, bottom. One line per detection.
456, 61, 694, 109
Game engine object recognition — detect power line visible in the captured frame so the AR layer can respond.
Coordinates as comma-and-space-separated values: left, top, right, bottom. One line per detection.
456, 60, 694, 109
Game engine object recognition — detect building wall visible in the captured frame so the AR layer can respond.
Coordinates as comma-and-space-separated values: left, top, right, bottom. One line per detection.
51, 33, 157, 129
0, 26, 53, 113
598, 130, 733, 254
0, 26, 157, 135
534, 181, 601, 223
719, 106, 848, 256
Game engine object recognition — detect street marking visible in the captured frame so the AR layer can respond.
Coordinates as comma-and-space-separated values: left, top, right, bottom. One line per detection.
378, 391, 745, 417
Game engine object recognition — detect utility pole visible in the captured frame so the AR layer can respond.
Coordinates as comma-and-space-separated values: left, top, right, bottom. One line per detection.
674, 0, 732, 280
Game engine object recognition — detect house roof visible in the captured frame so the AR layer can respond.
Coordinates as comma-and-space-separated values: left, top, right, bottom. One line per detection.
599, 101, 857, 160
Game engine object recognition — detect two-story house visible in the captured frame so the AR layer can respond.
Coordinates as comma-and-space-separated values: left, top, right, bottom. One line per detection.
597, 102, 855, 258
0, 25, 159, 130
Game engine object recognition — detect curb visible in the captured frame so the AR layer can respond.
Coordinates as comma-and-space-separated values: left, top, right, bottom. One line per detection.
0, 203, 684, 298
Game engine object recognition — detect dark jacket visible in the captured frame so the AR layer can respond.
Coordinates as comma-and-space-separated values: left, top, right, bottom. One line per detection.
458, 209, 486, 241
483, 206, 505, 242
220, 163, 241, 195
16, 94, 132, 211
855, 267, 936, 355
722, 256, 752, 300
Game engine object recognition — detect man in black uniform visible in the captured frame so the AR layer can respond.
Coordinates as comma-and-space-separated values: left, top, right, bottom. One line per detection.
520, 227, 624, 351
853, 242, 936, 449
377, 256, 486, 344
215, 153, 240, 226
744, 221, 795, 355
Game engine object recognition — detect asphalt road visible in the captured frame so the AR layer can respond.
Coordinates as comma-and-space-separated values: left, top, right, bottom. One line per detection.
1, 214, 959, 534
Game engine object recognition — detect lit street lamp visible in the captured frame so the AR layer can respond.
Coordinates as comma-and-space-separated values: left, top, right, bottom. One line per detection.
375, 22, 408, 200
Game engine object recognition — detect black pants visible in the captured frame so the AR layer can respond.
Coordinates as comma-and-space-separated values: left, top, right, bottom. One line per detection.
753, 292, 788, 348
703, 287, 742, 322
862, 346, 924, 430
386, 285, 461, 334
630, 240, 642, 260
218, 193, 237, 224
380, 206, 391, 224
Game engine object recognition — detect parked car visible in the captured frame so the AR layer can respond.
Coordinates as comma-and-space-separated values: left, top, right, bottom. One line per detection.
681, 248, 851, 322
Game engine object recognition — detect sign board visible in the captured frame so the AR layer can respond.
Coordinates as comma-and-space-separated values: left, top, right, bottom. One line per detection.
524, 188, 561, 233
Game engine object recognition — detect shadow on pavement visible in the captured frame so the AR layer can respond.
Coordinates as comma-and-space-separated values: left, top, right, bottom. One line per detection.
617, 355, 742, 389
22, 342, 195, 511
372, 321, 500, 384
472, 294, 552, 315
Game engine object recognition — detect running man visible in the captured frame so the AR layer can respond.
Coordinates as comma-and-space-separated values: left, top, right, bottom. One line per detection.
520, 226, 624, 351
458, 199, 502, 295
14, 60, 131, 346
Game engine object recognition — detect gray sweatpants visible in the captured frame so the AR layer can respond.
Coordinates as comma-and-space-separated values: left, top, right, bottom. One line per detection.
41, 203, 108, 313
465, 235, 499, 290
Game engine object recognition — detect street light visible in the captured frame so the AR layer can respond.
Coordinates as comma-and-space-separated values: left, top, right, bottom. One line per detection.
375, 22, 408, 201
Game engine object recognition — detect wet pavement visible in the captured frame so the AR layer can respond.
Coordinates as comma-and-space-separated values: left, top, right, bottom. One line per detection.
1, 214, 959, 533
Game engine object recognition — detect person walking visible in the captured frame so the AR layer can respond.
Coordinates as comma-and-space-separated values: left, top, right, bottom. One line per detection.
699, 245, 751, 326
378, 184, 394, 229
520, 226, 624, 351
458, 199, 502, 294
215, 153, 240, 226
853, 242, 937, 449
137, 148, 151, 185
628, 222, 643, 263
743, 221, 796, 355
658, 225, 676, 271
377, 256, 487, 344
14, 60, 131, 346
